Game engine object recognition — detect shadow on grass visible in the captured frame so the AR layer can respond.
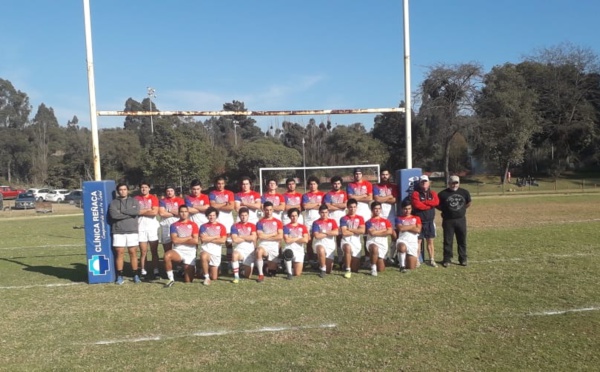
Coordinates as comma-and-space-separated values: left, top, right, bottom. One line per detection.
0, 257, 87, 282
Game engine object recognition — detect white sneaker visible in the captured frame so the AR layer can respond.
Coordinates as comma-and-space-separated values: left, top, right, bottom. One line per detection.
371, 269, 378, 277
430, 260, 437, 268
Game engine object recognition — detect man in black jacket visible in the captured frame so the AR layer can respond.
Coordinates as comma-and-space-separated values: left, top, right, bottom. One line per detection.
437, 176, 472, 267
109, 183, 140, 284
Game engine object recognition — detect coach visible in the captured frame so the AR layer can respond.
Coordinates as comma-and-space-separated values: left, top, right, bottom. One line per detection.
437, 175, 472, 267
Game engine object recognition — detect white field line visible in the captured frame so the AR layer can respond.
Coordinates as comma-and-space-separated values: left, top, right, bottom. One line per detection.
94, 323, 337, 345
0, 244, 83, 251
528, 307, 600, 316
0, 282, 85, 290
473, 252, 600, 264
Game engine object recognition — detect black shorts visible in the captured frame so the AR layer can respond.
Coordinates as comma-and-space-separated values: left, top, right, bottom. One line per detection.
419, 220, 436, 239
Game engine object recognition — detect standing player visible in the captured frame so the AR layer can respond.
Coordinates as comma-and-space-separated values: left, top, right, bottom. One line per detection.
186, 179, 210, 231
365, 202, 394, 276
395, 200, 422, 272
411, 175, 440, 267
312, 205, 339, 278
374, 169, 399, 263
339, 199, 365, 278
282, 208, 309, 279
437, 175, 472, 267
346, 168, 373, 226
230, 207, 257, 283
282, 178, 303, 226
302, 176, 325, 262
262, 178, 285, 221
255, 201, 284, 282
109, 183, 140, 285
135, 181, 160, 280
234, 177, 262, 224
209, 176, 235, 264
324, 175, 348, 265
199, 207, 227, 285
163, 205, 199, 287
158, 185, 185, 253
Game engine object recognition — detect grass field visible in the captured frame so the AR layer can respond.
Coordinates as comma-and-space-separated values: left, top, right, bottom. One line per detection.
1, 194, 599, 371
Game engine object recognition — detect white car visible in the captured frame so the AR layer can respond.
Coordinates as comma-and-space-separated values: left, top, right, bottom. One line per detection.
45, 189, 70, 203
27, 188, 52, 202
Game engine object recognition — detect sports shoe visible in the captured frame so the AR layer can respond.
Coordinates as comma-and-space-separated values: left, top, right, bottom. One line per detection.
257, 275, 265, 283
400, 267, 408, 273
344, 271, 351, 279
232, 278, 239, 284
286, 273, 293, 280
460, 260, 468, 267
430, 260, 437, 268
163, 280, 175, 288
442, 261, 450, 268
319, 270, 326, 279
133, 275, 141, 284
141, 269, 148, 276
371, 269, 378, 277
153, 270, 161, 280
416, 260, 421, 268
115, 276, 124, 285
203, 278, 211, 286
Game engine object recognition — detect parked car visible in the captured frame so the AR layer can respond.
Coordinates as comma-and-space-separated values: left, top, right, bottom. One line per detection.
64, 189, 83, 205
14, 192, 37, 210
0, 185, 27, 200
44, 189, 70, 203
27, 188, 52, 202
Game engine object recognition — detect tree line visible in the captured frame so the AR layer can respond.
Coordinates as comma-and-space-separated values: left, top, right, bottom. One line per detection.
0, 43, 598, 189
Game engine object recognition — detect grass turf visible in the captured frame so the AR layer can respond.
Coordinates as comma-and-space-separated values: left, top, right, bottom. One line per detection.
0, 196, 599, 370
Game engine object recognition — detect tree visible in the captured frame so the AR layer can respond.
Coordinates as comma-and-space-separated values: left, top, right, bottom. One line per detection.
474, 63, 540, 183
326, 124, 388, 166
228, 138, 302, 182
0, 78, 31, 129
416, 63, 483, 180
372, 101, 414, 171
28, 104, 62, 185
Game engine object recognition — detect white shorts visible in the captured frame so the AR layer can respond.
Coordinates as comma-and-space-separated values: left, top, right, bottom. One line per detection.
366, 238, 389, 259
174, 246, 197, 266
138, 229, 159, 243
357, 203, 371, 222
396, 239, 418, 257
234, 242, 256, 266
217, 212, 234, 234
201, 250, 221, 267
314, 238, 336, 260
284, 245, 305, 263
341, 235, 362, 258
258, 241, 280, 261
113, 233, 139, 247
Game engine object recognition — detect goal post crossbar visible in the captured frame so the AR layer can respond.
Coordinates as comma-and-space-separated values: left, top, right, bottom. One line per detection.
259, 164, 380, 195
96, 108, 405, 117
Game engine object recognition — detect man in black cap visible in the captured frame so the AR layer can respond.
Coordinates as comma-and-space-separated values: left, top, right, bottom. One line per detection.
437, 175, 471, 267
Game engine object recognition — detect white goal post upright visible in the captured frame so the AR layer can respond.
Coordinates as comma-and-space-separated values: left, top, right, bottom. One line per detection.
258, 164, 380, 195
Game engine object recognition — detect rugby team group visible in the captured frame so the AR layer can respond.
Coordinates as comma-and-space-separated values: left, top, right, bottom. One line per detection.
108, 168, 472, 287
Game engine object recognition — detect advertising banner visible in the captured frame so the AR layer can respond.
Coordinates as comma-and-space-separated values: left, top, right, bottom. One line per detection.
396, 168, 422, 204
83, 180, 115, 284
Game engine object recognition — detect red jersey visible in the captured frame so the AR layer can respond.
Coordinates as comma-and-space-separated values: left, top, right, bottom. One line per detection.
347, 181, 373, 198
284, 191, 303, 208
231, 221, 256, 237
256, 217, 283, 235
209, 189, 235, 205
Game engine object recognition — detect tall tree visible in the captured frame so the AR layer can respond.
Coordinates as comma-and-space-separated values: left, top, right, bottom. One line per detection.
0, 78, 31, 129
416, 63, 483, 180
474, 63, 540, 183
28, 104, 62, 185
326, 123, 388, 166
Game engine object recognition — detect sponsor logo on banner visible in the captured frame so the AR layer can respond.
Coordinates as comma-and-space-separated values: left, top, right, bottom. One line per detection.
88, 255, 110, 276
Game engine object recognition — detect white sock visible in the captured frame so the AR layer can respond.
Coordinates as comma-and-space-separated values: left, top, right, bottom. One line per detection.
320, 266, 326, 272
141, 269, 147, 275
285, 260, 292, 275
257, 259, 264, 275
232, 261, 240, 278
204, 274, 209, 280
400, 253, 406, 267
167, 270, 174, 281
371, 264, 377, 272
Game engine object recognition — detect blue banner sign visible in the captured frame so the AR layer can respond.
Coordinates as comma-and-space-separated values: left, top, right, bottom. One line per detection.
396, 168, 422, 204
83, 180, 115, 284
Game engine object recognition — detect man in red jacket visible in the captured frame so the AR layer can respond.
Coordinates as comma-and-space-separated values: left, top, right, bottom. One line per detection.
411, 175, 439, 267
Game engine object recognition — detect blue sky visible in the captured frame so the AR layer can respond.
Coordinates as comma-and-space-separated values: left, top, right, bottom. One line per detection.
1, 0, 599, 131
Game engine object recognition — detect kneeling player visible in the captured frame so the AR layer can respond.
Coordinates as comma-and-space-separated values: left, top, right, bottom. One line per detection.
199, 207, 227, 286
255, 201, 284, 282
339, 199, 365, 278
282, 208, 309, 279
163, 205, 199, 287
395, 201, 422, 272
312, 205, 339, 278
230, 207, 257, 283
365, 202, 393, 276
